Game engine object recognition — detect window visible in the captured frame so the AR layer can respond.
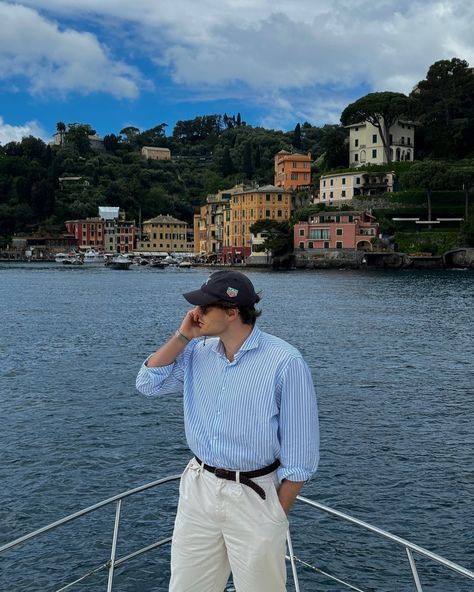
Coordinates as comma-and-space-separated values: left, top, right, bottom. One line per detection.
277, 210, 282, 217
335, 215, 340, 223
266, 194, 271, 201
356, 177, 360, 184
291, 173, 298, 180
309, 229, 330, 240
308, 241, 313, 249
342, 178, 346, 185
299, 242, 305, 249
299, 229, 305, 237
324, 241, 330, 249
407, 137, 411, 145
372, 134, 377, 143
354, 154, 359, 162
372, 149, 377, 158
265, 210, 270, 217
354, 139, 359, 147
277, 195, 282, 201
355, 127, 359, 131
336, 228, 343, 236
292, 161, 297, 168
341, 190, 346, 197
401, 136, 405, 145
330, 191, 333, 198
336, 241, 343, 249
330, 179, 334, 186
323, 180, 326, 187
348, 215, 353, 222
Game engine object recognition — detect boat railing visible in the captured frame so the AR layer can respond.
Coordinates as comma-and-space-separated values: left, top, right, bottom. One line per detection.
1, 474, 473, 592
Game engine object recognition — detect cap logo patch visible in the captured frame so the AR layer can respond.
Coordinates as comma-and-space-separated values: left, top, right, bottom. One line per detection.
227, 286, 238, 298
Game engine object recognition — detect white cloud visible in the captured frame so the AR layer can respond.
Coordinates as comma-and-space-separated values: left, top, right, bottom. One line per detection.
4, 0, 474, 125
0, 2, 142, 98
0, 116, 48, 144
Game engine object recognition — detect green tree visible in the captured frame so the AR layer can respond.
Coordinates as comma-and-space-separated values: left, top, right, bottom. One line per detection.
318, 125, 348, 169
448, 163, 474, 219
401, 161, 450, 223
242, 142, 253, 178
341, 92, 412, 164
250, 220, 292, 256
220, 147, 234, 177
411, 58, 474, 159
64, 124, 95, 156
293, 123, 302, 150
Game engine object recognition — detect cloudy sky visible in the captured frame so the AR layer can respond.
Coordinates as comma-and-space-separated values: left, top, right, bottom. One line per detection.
1, 0, 474, 144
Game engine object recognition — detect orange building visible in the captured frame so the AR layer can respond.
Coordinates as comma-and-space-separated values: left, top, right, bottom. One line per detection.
223, 185, 292, 262
274, 150, 312, 190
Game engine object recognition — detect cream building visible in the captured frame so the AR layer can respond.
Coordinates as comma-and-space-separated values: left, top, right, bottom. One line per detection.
141, 146, 171, 160
136, 214, 191, 254
347, 119, 415, 167
316, 171, 396, 205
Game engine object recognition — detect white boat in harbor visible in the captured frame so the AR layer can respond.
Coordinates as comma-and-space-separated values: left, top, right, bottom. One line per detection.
1, 474, 473, 591
108, 254, 132, 270
82, 249, 104, 264
55, 252, 78, 263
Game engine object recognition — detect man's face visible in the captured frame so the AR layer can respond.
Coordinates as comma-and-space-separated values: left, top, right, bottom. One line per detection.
195, 304, 236, 337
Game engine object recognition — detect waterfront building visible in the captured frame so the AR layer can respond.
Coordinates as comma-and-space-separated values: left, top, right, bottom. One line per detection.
136, 214, 192, 254
65, 218, 104, 250
141, 146, 171, 160
315, 171, 396, 205
66, 207, 135, 254
224, 185, 292, 262
346, 119, 415, 167
294, 210, 379, 251
274, 150, 312, 190
193, 184, 250, 262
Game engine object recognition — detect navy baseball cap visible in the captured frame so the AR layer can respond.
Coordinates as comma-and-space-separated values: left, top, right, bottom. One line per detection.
183, 270, 260, 307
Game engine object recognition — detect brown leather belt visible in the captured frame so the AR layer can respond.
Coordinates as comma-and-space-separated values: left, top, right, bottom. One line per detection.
194, 456, 280, 500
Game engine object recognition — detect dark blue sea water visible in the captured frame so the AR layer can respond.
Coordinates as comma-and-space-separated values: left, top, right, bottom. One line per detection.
0, 263, 473, 592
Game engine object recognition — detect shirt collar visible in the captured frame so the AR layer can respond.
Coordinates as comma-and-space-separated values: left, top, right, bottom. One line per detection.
211, 324, 262, 358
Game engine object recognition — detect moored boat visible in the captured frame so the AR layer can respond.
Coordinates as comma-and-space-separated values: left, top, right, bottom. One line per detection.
109, 254, 132, 270
82, 249, 104, 264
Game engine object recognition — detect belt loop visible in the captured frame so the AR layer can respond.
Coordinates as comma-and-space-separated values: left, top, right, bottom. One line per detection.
197, 458, 204, 476
235, 470, 240, 484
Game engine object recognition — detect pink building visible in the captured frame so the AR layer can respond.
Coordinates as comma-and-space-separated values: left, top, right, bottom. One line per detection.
294, 211, 379, 251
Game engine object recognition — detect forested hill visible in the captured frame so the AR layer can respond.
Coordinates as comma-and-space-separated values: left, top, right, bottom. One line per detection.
1, 57, 474, 244
0, 117, 348, 242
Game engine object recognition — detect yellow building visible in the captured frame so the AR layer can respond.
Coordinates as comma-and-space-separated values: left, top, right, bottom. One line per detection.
224, 185, 292, 262
194, 184, 249, 262
274, 150, 312, 190
136, 214, 191, 254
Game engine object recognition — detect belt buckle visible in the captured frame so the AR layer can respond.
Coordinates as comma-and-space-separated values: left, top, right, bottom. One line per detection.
215, 468, 233, 480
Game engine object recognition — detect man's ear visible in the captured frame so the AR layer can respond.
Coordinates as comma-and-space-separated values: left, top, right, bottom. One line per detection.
225, 307, 239, 320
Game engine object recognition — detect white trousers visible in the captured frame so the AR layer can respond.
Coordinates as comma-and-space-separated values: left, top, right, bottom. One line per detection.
169, 458, 289, 592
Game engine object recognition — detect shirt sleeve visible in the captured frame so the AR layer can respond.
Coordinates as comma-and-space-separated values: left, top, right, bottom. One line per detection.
135, 343, 191, 397
277, 355, 320, 483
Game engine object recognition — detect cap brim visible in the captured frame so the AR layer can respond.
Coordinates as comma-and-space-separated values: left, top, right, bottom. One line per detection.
182, 289, 217, 306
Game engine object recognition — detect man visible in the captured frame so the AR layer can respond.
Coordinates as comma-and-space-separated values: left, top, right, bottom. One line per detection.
136, 270, 319, 592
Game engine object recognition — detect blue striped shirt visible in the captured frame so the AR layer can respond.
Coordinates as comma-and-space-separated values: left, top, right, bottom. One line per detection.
136, 325, 319, 482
